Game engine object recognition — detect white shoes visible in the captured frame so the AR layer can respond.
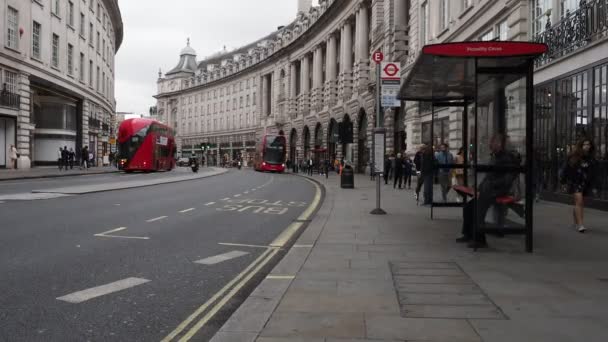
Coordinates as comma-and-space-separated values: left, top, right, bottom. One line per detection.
573, 224, 587, 233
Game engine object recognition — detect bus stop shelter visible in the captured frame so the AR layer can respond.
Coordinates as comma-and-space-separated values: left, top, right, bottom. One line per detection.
398, 41, 547, 252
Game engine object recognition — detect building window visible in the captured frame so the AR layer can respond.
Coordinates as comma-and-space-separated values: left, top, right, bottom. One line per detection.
420, 2, 429, 45
96, 31, 100, 52
240, 97, 243, 108
68, 1, 74, 26
89, 60, 93, 86
462, 0, 472, 10
79, 53, 85, 81
103, 14, 106, 29
53, 0, 61, 16
102, 39, 105, 60
89, 22, 93, 42
6, 6, 18, 49
532, 0, 552, 36
497, 19, 508, 41
246, 95, 250, 107
80, 13, 85, 36
102, 71, 105, 95
2, 69, 18, 94
480, 29, 494, 41
67, 44, 74, 75
560, 0, 579, 18
253, 92, 257, 105
233, 99, 237, 110
52, 34, 60, 68
439, 0, 449, 31
97, 2, 101, 20
32, 22, 41, 59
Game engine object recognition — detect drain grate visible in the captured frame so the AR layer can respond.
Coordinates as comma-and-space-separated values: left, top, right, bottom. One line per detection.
389, 261, 507, 320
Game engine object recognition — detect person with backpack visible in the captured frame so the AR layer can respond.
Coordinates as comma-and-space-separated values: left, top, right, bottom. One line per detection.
560, 138, 599, 233
68, 148, 75, 169
403, 156, 414, 189
435, 143, 454, 202
80, 146, 89, 170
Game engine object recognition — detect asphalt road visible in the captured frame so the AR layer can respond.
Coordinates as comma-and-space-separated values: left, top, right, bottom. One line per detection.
0, 169, 317, 342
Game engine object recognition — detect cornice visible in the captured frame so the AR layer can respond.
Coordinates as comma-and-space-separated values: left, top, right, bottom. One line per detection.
102, 0, 124, 52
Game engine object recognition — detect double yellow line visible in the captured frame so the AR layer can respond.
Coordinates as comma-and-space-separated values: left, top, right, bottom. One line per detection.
162, 247, 279, 342
163, 179, 321, 342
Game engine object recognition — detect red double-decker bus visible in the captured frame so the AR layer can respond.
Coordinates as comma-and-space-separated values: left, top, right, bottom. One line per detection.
117, 118, 176, 172
253, 134, 286, 173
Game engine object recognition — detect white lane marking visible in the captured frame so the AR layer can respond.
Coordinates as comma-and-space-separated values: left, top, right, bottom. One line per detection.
221, 197, 231, 201
243, 191, 249, 194
94, 227, 150, 240
250, 189, 256, 191
233, 194, 241, 197
194, 250, 249, 265
293, 244, 314, 248
204, 202, 216, 206
266, 275, 295, 280
57, 277, 150, 304
114, 203, 121, 206
146, 216, 168, 222
218, 242, 273, 249
179, 208, 195, 213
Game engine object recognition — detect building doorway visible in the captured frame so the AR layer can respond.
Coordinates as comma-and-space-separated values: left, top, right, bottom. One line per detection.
357, 109, 368, 173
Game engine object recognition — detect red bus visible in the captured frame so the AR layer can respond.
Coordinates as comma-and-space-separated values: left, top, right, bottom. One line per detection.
117, 118, 176, 172
254, 134, 286, 173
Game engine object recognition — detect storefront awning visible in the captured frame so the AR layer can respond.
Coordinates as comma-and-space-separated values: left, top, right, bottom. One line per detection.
398, 41, 548, 102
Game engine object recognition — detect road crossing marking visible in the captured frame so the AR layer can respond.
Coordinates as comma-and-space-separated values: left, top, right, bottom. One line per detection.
204, 202, 216, 206
293, 244, 314, 248
146, 216, 168, 222
194, 250, 249, 265
94, 227, 150, 240
56, 277, 150, 304
243, 191, 249, 194
179, 208, 195, 213
233, 194, 241, 197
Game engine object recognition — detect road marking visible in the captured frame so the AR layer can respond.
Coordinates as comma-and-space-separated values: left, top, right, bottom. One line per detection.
221, 197, 231, 201
243, 191, 249, 194
162, 248, 273, 342
114, 203, 121, 206
271, 180, 321, 248
94, 227, 150, 240
218, 242, 272, 249
266, 275, 295, 280
146, 216, 168, 222
250, 189, 256, 192
204, 202, 216, 206
179, 248, 279, 341
179, 208, 195, 213
194, 250, 249, 265
233, 194, 241, 197
56, 277, 150, 304
293, 244, 314, 248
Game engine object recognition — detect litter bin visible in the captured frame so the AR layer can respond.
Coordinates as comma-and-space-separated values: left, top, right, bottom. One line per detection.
340, 165, 354, 189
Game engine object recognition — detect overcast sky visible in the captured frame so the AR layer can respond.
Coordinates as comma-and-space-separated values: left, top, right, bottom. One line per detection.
114, 0, 320, 115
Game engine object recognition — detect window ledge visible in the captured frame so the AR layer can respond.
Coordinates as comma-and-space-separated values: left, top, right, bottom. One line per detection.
32, 0, 44, 8
79, 34, 86, 41
459, 5, 474, 19
67, 73, 74, 79
4, 46, 21, 54
30, 55, 43, 63
51, 12, 62, 21
67, 24, 75, 31
51, 65, 61, 72
437, 27, 449, 38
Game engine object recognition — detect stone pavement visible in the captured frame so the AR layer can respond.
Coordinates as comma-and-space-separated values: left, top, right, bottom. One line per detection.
0, 166, 119, 181
211, 172, 608, 342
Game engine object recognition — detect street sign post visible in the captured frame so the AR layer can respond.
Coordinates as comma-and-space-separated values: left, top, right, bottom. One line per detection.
381, 62, 402, 108
371, 50, 386, 215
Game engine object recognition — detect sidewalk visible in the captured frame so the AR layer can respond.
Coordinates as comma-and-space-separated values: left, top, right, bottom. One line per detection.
0, 166, 119, 181
212, 172, 608, 342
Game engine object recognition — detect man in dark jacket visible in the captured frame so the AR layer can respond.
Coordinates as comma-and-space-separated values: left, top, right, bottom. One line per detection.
383, 155, 392, 185
456, 134, 520, 248
394, 153, 404, 189
403, 157, 413, 189
61, 146, 69, 171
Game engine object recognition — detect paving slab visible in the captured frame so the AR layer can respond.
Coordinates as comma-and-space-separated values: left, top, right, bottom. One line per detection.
365, 314, 482, 342
259, 312, 366, 339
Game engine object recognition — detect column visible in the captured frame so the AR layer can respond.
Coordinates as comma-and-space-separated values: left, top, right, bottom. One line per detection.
312, 46, 323, 111
262, 75, 269, 117
290, 62, 298, 117
325, 34, 338, 107
257, 76, 264, 119
393, 0, 409, 61
300, 54, 310, 115
17, 72, 33, 168
354, 10, 361, 63
339, 20, 353, 101
355, 4, 370, 92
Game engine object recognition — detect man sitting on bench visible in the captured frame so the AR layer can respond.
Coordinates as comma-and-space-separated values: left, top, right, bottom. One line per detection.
456, 133, 520, 248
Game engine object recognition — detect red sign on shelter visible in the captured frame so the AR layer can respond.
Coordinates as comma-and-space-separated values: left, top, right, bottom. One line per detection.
422, 41, 548, 58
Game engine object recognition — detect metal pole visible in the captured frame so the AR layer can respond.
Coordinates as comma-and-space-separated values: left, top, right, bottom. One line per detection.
371, 62, 386, 215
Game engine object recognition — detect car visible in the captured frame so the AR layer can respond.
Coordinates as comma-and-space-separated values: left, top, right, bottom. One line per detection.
177, 157, 190, 167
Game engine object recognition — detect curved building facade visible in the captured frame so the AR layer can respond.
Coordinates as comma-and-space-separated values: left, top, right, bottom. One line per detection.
0, 0, 123, 168
155, 0, 410, 171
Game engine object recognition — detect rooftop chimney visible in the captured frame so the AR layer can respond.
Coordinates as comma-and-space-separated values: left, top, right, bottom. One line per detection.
297, 0, 312, 14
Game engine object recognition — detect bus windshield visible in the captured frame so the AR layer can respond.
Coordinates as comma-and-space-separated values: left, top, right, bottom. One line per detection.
264, 136, 285, 164
119, 126, 149, 160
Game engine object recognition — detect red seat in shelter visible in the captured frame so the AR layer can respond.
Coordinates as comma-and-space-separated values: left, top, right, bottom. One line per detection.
495, 196, 515, 205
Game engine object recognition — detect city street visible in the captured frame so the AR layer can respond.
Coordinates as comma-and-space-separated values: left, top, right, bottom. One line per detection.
0, 170, 318, 342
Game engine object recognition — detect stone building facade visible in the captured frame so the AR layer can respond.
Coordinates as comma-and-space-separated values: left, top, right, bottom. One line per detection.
155, 0, 411, 171
0, 0, 123, 168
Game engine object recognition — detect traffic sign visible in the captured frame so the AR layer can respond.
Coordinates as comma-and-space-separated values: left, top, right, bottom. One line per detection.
372, 51, 384, 64
381, 62, 401, 80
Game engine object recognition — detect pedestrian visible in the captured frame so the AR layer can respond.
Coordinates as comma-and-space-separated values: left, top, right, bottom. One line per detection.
403, 156, 413, 189
389, 153, 396, 182
456, 134, 521, 248
58, 147, 64, 170
324, 159, 330, 179
61, 146, 69, 171
414, 145, 425, 201
454, 147, 465, 186
394, 153, 404, 189
559, 138, 599, 233
68, 147, 75, 169
9, 144, 18, 169
89, 151, 94, 168
308, 158, 313, 176
418, 145, 435, 205
383, 155, 392, 185
80, 146, 89, 169
435, 143, 454, 202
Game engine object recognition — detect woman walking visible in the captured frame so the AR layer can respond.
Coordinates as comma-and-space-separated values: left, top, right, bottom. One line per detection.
560, 139, 598, 233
